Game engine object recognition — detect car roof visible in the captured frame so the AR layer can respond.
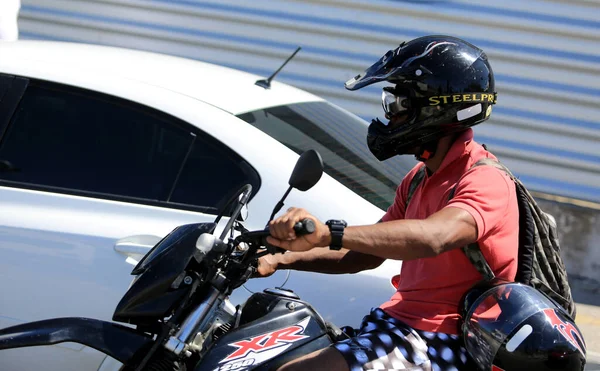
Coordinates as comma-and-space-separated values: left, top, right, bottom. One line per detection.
0, 41, 323, 115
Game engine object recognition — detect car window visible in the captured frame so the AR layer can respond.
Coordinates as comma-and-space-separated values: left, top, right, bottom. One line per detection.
0, 74, 13, 101
0, 74, 28, 141
167, 133, 261, 211
237, 102, 414, 210
0, 80, 260, 212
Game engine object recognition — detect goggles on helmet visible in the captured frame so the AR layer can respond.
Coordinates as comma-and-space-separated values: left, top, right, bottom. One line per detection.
381, 87, 411, 120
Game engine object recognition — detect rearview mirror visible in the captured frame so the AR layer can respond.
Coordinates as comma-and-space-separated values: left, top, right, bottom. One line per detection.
268, 150, 324, 221
288, 150, 324, 192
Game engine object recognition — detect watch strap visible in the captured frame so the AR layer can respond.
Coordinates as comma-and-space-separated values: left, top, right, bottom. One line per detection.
326, 219, 347, 250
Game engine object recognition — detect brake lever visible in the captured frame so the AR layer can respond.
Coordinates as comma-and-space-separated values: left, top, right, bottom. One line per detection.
265, 243, 285, 256
254, 250, 274, 259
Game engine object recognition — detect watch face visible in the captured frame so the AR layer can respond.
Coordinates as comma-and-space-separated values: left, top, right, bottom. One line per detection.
328, 219, 347, 227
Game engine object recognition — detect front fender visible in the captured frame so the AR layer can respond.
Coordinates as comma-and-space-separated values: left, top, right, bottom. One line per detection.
0, 317, 152, 365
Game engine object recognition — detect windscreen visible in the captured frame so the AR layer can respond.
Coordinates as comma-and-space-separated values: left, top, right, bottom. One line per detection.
237, 101, 414, 211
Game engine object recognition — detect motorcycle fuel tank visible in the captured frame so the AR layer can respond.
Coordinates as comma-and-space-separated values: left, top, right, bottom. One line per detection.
197, 291, 332, 371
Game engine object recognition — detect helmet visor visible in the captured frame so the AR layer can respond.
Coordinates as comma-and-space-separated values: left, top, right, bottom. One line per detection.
463, 284, 564, 369
467, 284, 559, 337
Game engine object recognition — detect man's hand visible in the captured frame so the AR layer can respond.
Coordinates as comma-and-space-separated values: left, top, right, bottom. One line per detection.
254, 254, 279, 278
266, 207, 330, 252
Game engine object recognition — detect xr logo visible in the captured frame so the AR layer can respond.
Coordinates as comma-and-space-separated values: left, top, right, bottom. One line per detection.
221, 318, 310, 363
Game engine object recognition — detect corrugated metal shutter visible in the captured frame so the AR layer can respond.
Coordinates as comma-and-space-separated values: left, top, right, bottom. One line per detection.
17, 0, 600, 202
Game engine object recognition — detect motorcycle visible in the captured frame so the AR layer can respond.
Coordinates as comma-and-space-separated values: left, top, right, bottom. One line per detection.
0, 149, 348, 371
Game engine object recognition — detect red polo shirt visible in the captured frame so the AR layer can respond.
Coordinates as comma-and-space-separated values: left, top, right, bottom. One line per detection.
379, 129, 519, 334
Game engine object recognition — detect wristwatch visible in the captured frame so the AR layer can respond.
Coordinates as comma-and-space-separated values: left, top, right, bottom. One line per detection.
326, 219, 347, 250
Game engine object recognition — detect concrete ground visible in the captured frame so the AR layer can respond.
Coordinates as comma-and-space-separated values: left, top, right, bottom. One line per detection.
576, 303, 600, 370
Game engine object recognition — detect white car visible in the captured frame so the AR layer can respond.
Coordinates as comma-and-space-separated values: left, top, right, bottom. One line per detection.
0, 41, 413, 371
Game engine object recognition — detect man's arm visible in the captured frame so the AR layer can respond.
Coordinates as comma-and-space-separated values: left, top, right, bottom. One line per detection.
338, 207, 477, 260
274, 248, 386, 274
267, 207, 478, 261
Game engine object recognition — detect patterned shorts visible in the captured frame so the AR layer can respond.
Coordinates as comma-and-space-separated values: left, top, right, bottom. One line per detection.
332, 308, 477, 371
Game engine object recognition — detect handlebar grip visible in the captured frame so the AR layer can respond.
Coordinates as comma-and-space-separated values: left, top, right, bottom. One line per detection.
293, 219, 315, 236
270, 220, 313, 254
251, 219, 316, 257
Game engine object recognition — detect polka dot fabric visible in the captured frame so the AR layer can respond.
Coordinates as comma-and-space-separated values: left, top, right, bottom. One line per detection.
333, 308, 478, 371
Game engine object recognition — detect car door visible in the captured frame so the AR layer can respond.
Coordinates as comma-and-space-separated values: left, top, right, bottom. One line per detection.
0, 77, 260, 371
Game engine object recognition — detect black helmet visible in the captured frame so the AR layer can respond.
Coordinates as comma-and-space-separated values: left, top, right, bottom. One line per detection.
345, 35, 497, 161
460, 279, 586, 371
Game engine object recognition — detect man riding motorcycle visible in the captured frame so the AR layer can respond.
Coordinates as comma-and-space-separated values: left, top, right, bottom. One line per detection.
256, 35, 586, 371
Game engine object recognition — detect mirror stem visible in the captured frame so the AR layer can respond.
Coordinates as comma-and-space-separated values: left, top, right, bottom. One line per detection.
269, 186, 292, 222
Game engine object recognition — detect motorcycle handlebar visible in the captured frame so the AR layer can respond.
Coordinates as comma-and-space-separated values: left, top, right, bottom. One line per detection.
237, 218, 315, 256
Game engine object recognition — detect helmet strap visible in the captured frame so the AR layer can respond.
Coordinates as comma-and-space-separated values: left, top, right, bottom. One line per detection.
415, 139, 439, 162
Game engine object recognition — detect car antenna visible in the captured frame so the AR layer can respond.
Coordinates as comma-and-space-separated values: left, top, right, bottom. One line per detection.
255, 46, 301, 89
